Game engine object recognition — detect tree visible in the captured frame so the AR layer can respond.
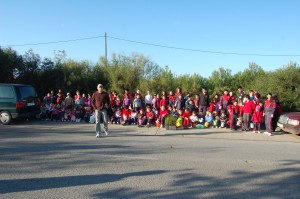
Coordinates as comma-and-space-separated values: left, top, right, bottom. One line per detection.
0, 47, 23, 83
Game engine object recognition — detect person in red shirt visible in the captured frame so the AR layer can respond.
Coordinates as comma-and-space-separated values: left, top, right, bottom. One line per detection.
242, 95, 256, 131
159, 105, 169, 128
168, 90, 176, 106
146, 106, 155, 126
109, 91, 115, 109
114, 94, 122, 109
154, 94, 161, 111
121, 105, 131, 125
251, 105, 263, 133
238, 101, 244, 117
182, 109, 192, 129
159, 95, 167, 108
220, 90, 230, 114
229, 91, 236, 105
209, 99, 216, 113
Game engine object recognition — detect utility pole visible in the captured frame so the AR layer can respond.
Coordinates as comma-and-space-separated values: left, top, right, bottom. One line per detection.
105, 32, 107, 64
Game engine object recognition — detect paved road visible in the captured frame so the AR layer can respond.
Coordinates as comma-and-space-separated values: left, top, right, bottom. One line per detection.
1, 121, 300, 199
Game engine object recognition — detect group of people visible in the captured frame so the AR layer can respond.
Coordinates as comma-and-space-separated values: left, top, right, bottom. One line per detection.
41, 89, 92, 123
41, 84, 283, 138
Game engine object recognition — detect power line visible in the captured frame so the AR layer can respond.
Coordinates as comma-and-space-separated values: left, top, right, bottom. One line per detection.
107, 36, 300, 57
2, 36, 104, 47
2, 34, 300, 57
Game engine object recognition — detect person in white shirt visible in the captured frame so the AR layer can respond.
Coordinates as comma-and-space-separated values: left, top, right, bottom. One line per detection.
144, 90, 153, 107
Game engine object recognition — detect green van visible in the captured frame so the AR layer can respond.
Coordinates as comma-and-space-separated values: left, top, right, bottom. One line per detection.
0, 83, 40, 124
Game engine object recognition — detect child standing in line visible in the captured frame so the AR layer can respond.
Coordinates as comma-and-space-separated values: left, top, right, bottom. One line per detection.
251, 105, 263, 133
133, 94, 142, 112
159, 95, 167, 109
122, 94, 132, 109
208, 99, 216, 114
168, 91, 175, 106
215, 100, 222, 117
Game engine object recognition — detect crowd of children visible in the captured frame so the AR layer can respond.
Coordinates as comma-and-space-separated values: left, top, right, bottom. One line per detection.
41, 90, 93, 123
40, 87, 283, 135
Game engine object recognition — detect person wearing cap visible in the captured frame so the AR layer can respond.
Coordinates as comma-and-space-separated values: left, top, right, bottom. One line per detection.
91, 84, 110, 138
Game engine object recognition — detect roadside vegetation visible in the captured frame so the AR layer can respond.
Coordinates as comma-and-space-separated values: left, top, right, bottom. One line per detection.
1, 47, 299, 111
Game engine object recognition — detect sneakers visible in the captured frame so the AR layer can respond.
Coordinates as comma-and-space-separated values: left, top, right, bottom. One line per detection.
263, 131, 273, 136
96, 133, 100, 138
104, 130, 109, 136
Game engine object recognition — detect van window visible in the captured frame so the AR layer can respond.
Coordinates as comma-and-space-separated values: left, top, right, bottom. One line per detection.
0, 85, 14, 98
18, 86, 38, 99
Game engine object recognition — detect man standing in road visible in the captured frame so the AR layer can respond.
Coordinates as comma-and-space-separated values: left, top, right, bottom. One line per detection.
91, 84, 110, 138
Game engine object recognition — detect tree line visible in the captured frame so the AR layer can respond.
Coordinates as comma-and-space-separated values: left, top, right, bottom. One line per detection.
1, 47, 299, 111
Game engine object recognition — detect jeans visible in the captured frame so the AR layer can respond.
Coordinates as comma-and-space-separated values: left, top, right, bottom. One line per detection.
95, 109, 108, 134
199, 106, 207, 115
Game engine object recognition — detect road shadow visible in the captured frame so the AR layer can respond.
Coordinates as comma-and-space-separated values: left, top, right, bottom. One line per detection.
92, 159, 300, 199
0, 170, 167, 194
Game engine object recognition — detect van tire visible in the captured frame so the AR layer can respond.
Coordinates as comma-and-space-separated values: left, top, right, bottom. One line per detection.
0, 111, 12, 125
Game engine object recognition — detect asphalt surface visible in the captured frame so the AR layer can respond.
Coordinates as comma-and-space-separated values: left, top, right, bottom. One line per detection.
1, 120, 300, 199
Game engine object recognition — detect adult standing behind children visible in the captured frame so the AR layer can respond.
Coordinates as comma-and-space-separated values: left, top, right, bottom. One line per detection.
91, 84, 110, 138
198, 87, 209, 115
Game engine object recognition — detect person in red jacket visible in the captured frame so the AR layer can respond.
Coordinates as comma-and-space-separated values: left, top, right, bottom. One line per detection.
159, 95, 167, 108
220, 90, 230, 114
251, 105, 263, 133
238, 101, 244, 117
159, 105, 169, 128
182, 109, 192, 129
168, 90, 176, 106
154, 94, 161, 111
229, 91, 236, 105
242, 95, 256, 131
209, 99, 216, 113
146, 105, 155, 126
122, 105, 131, 125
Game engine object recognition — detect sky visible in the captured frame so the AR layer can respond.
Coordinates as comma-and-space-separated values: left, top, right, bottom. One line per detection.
1, 0, 300, 78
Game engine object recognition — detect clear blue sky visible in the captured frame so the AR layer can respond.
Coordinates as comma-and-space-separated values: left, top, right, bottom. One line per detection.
1, 0, 299, 77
